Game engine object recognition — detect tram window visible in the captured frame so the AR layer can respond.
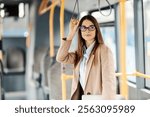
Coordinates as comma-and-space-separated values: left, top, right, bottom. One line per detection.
91, 9, 114, 23
91, 9, 116, 70
100, 27, 117, 71
3, 16, 27, 37
143, 0, 150, 88
2, 3, 26, 37
4, 4, 19, 17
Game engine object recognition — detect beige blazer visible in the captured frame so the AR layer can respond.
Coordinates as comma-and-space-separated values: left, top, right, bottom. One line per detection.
56, 40, 116, 100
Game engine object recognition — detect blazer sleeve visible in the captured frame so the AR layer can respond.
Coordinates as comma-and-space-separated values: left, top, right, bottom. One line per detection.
56, 40, 76, 64
101, 45, 116, 99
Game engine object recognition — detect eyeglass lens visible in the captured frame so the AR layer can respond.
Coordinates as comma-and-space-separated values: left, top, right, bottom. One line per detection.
80, 25, 95, 31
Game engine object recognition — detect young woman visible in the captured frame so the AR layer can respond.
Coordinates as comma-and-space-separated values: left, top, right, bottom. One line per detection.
56, 15, 116, 100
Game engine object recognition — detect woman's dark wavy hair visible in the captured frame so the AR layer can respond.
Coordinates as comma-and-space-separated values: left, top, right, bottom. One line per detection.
74, 15, 104, 66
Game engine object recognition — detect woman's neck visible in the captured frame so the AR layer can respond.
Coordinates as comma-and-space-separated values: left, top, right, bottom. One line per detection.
85, 39, 95, 48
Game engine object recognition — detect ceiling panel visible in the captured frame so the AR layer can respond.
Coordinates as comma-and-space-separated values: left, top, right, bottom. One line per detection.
56, 0, 119, 13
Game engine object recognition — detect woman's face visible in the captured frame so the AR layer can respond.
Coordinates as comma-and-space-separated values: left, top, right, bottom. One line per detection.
80, 19, 96, 42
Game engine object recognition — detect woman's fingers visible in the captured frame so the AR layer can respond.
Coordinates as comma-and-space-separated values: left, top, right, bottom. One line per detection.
68, 18, 80, 39
70, 18, 79, 31
71, 18, 79, 25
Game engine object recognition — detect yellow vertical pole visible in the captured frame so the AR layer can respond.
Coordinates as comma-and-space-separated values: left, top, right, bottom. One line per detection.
119, 0, 128, 99
60, 0, 65, 38
49, 0, 55, 57
60, 0, 66, 100
61, 73, 67, 99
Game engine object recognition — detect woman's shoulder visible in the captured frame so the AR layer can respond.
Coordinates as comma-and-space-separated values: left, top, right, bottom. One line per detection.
97, 43, 112, 54
97, 43, 109, 50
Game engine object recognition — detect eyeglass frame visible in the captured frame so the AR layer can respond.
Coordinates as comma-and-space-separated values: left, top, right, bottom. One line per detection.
79, 25, 96, 32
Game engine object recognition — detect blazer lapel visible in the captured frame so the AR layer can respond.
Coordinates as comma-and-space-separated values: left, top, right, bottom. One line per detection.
84, 54, 94, 90
74, 59, 82, 82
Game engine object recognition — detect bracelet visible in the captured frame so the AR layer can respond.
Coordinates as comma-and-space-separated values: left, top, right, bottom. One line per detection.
62, 37, 67, 41
0, 40, 2, 50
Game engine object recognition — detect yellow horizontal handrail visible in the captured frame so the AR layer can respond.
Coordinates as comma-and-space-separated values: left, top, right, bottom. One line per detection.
115, 71, 150, 79
61, 71, 150, 100
134, 71, 150, 79
61, 71, 150, 81
61, 73, 74, 100
61, 74, 74, 80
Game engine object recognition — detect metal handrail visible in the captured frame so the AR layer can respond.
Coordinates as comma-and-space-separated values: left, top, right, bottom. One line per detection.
38, 0, 60, 15
61, 71, 150, 100
116, 71, 150, 79
39, 0, 59, 57
61, 73, 73, 100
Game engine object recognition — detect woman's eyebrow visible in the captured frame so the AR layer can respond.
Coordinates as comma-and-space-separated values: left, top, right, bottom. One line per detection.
81, 24, 94, 27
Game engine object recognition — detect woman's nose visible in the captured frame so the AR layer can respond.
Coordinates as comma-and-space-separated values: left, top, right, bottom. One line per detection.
85, 29, 90, 33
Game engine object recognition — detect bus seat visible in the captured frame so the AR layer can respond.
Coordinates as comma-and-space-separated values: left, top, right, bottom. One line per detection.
3, 48, 25, 74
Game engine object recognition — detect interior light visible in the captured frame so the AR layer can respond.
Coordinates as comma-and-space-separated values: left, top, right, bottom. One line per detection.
19, 3, 25, 18
0, 9, 5, 18
0, 3, 4, 8
24, 32, 29, 37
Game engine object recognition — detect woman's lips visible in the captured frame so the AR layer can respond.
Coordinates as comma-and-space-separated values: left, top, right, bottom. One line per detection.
85, 34, 91, 36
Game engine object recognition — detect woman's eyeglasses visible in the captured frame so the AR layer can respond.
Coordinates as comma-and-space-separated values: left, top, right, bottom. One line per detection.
79, 25, 96, 32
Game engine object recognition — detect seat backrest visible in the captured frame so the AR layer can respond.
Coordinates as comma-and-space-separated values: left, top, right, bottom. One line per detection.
7, 48, 25, 69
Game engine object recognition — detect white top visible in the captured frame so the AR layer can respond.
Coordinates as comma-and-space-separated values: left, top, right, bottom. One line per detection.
79, 41, 96, 89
